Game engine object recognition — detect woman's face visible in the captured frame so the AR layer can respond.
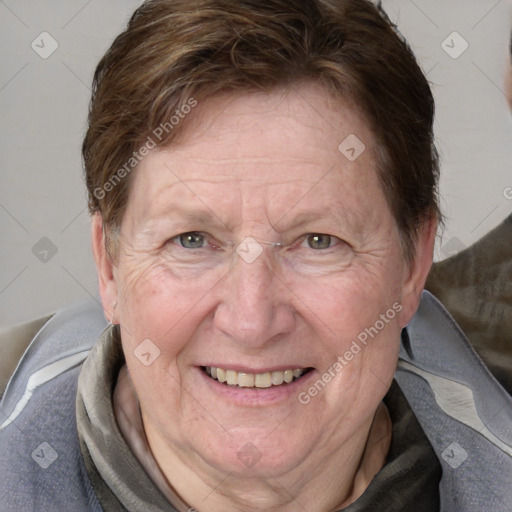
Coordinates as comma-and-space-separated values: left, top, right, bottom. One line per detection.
95, 83, 432, 479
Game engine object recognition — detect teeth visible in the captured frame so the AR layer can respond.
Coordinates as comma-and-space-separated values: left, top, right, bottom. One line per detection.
226, 370, 237, 385
238, 373, 255, 387
271, 371, 284, 386
254, 373, 272, 388
217, 368, 226, 383
204, 367, 306, 388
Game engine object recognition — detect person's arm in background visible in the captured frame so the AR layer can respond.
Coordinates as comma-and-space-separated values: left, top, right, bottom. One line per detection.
426, 215, 512, 394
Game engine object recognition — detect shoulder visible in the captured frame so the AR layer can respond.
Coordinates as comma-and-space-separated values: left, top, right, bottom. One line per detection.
0, 300, 107, 512
0, 315, 53, 397
398, 291, 512, 511
426, 214, 512, 394
0, 300, 108, 401
0, 300, 107, 426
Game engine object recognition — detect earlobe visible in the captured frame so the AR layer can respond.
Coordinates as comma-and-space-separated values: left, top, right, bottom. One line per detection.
91, 213, 118, 323
398, 216, 438, 328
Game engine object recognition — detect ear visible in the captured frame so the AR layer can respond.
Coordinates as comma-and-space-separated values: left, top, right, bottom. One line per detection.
398, 216, 438, 328
91, 213, 118, 323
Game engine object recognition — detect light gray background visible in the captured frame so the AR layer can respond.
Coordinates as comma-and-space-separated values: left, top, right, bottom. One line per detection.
1, 0, 511, 325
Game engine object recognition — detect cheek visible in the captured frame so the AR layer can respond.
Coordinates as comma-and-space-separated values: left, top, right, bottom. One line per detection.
115, 261, 228, 425
287, 259, 403, 394
288, 257, 403, 341
116, 257, 226, 352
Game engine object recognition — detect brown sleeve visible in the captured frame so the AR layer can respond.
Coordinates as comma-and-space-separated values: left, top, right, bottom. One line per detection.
0, 315, 53, 397
426, 214, 512, 394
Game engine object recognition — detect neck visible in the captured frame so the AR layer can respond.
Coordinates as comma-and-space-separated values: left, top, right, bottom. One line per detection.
143, 403, 392, 512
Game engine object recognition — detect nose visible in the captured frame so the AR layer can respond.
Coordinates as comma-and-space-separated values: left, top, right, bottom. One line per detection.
213, 249, 295, 349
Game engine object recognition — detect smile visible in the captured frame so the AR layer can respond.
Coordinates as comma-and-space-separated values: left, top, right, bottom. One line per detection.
202, 366, 313, 388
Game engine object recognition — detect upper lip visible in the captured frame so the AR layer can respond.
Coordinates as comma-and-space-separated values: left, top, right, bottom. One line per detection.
199, 364, 313, 373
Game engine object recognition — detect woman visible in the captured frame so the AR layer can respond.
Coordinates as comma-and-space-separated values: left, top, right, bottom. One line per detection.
1, 1, 511, 511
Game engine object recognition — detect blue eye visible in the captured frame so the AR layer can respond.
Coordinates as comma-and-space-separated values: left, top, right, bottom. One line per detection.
306, 234, 332, 249
177, 232, 206, 249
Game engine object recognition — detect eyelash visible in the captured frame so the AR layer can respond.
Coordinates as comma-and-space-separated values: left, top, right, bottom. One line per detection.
170, 232, 344, 251
301, 234, 339, 250
171, 232, 211, 249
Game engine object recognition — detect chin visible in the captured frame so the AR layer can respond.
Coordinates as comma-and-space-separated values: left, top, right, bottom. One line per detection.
194, 429, 308, 477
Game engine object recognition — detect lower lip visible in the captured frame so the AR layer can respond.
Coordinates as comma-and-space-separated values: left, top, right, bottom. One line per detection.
195, 367, 317, 406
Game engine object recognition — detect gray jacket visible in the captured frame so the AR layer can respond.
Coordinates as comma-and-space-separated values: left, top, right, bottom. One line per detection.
1, 291, 511, 511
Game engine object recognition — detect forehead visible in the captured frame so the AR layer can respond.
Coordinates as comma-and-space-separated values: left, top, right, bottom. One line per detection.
126, 83, 387, 229
171, 83, 374, 166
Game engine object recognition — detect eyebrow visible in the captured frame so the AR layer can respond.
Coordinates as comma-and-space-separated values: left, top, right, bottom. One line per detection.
270, 205, 364, 234
140, 200, 364, 238
139, 204, 228, 234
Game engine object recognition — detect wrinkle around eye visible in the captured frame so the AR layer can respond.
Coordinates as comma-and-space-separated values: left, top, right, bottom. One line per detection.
160, 232, 229, 267
278, 234, 355, 275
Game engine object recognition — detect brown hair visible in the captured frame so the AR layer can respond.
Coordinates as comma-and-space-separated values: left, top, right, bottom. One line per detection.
83, 0, 440, 261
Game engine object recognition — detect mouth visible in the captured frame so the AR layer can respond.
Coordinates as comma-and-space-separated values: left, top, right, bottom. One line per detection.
201, 366, 314, 389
